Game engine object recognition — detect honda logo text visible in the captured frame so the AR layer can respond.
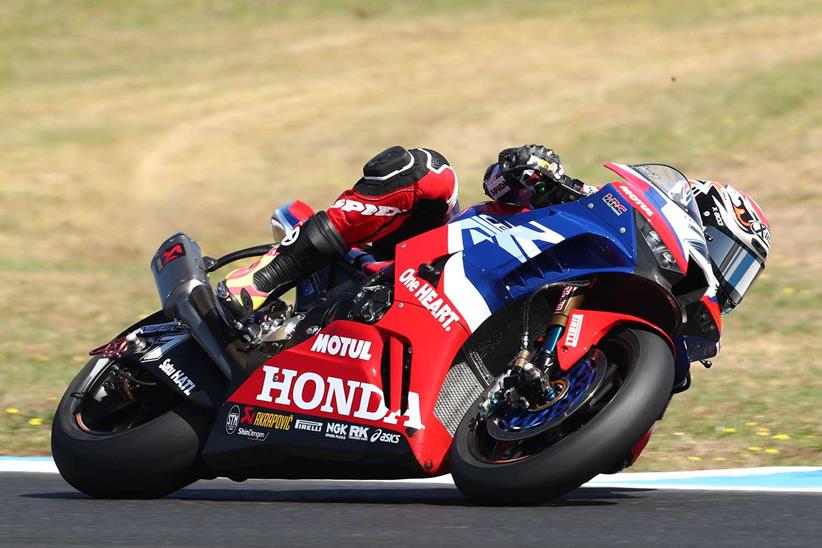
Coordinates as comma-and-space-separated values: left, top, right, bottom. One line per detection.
255, 366, 424, 430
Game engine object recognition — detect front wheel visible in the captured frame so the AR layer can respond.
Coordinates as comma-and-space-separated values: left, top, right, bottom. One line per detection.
52, 355, 212, 498
450, 327, 674, 505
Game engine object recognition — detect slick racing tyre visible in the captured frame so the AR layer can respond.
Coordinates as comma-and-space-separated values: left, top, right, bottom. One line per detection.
450, 327, 674, 505
52, 355, 212, 498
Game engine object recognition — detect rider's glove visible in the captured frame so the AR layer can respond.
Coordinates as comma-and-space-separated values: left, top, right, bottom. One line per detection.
498, 144, 566, 187
498, 145, 590, 206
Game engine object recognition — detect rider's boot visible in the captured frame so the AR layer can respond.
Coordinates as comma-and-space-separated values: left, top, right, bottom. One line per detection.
216, 211, 349, 321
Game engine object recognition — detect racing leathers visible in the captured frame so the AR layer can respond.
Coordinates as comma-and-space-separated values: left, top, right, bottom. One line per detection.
217, 144, 592, 321
217, 145, 458, 318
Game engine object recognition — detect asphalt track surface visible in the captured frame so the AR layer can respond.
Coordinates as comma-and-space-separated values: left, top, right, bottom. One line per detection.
2, 473, 821, 547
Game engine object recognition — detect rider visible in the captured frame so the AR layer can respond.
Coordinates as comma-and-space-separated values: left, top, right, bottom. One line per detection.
216, 144, 770, 325
216, 144, 587, 319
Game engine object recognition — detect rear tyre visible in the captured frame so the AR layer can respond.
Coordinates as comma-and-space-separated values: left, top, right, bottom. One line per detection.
450, 328, 674, 505
52, 356, 212, 498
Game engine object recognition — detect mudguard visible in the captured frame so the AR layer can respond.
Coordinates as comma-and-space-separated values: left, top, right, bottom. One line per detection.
555, 308, 674, 371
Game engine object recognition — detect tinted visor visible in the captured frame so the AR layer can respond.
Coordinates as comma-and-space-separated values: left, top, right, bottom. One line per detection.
705, 225, 764, 312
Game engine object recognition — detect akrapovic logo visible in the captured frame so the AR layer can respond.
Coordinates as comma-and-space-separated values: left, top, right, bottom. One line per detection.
619, 185, 655, 218
255, 366, 425, 430
310, 334, 373, 361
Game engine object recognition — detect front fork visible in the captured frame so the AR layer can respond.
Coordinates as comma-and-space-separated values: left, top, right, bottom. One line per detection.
532, 285, 585, 378
480, 284, 586, 416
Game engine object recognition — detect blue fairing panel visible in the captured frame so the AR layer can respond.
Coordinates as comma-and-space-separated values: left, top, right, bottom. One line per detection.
449, 187, 638, 313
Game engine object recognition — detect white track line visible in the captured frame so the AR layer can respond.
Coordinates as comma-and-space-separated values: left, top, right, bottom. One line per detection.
0, 458, 58, 474
2, 459, 819, 493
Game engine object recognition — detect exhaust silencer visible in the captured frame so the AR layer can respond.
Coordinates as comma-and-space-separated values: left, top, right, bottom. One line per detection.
150, 233, 237, 379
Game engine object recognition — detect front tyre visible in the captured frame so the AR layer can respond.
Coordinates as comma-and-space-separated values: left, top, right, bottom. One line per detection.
52, 356, 212, 498
450, 328, 674, 505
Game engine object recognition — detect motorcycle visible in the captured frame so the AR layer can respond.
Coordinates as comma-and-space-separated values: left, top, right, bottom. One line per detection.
52, 163, 722, 504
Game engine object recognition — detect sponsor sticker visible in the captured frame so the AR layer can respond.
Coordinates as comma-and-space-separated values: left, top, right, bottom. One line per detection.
486, 178, 510, 200
294, 419, 323, 432
241, 406, 293, 431
158, 358, 196, 396
236, 426, 269, 442
156, 243, 186, 271
255, 366, 425, 430
325, 422, 348, 440
619, 185, 655, 218
349, 424, 369, 441
398, 268, 461, 331
369, 428, 401, 444
226, 405, 240, 435
310, 334, 373, 361
602, 193, 627, 216
565, 313, 584, 348
710, 205, 725, 227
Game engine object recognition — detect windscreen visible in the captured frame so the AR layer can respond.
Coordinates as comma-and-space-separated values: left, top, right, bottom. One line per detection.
630, 164, 703, 228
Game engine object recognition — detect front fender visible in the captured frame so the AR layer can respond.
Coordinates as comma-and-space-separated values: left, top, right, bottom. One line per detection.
556, 308, 674, 371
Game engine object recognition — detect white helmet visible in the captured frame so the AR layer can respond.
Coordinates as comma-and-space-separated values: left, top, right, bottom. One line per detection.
691, 180, 771, 314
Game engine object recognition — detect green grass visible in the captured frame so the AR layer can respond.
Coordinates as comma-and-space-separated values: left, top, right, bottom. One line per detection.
0, 0, 820, 468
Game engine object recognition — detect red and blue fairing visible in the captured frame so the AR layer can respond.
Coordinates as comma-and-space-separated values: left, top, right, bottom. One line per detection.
208, 163, 720, 478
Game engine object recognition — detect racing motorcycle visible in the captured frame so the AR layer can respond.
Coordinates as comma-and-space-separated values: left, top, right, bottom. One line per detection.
52, 163, 724, 504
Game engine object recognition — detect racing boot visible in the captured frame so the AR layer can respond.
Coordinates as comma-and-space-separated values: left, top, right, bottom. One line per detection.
216, 211, 349, 321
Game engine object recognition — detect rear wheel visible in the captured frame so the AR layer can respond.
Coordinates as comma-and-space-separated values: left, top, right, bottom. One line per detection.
450, 327, 674, 505
52, 355, 212, 498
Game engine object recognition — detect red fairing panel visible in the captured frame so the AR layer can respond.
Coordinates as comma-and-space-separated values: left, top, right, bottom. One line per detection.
556, 309, 674, 371
701, 295, 723, 336
228, 322, 399, 426
228, 223, 472, 475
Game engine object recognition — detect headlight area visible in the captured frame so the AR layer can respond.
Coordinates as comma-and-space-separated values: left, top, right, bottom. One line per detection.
636, 214, 682, 274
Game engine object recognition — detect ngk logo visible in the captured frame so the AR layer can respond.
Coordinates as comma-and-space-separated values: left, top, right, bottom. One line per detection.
255, 366, 425, 430
310, 334, 373, 361
325, 422, 348, 440
619, 185, 655, 218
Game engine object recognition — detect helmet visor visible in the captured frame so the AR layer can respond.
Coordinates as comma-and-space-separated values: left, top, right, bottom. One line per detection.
705, 225, 764, 312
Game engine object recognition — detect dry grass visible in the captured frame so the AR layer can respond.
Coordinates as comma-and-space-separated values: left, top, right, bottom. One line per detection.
1, 0, 820, 467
